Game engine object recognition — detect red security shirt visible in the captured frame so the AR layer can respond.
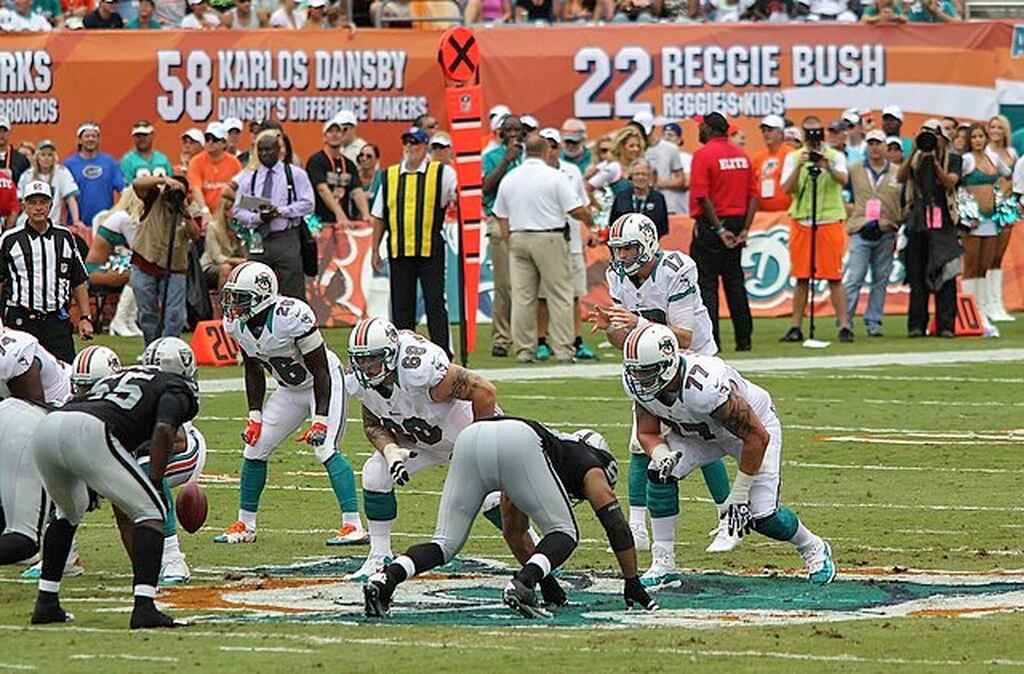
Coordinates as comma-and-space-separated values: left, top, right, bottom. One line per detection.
0, 173, 17, 219
689, 137, 758, 219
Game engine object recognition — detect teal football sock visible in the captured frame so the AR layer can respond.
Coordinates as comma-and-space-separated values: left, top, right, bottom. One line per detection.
646, 480, 680, 519
161, 479, 177, 538
239, 458, 268, 514
700, 459, 731, 505
753, 506, 800, 542
324, 453, 359, 513
363, 489, 397, 521
628, 453, 651, 508
482, 505, 502, 530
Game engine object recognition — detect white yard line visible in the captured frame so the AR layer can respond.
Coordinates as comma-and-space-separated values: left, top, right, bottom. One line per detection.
0, 665, 36, 672
69, 654, 179, 663
218, 647, 316, 654
785, 460, 1024, 475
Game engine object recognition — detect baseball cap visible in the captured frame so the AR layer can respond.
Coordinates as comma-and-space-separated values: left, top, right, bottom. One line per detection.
842, 109, 861, 126
784, 126, 804, 143
204, 121, 226, 140
882, 105, 903, 121
181, 128, 204, 144
401, 127, 430, 144
827, 120, 847, 133
520, 115, 539, 130
760, 114, 784, 130
37, 139, 56, 151
664, 122, 682, 138
653, 115, 671, 128
886, 136, 902, 147
22, 180, 53, 200
0, 116, 10, 130
561, 118, 587, 142
131, 120, 154, 135
76, 122, 100, 137
308, 0, 326, 6
538, 128, 561, 144
430, 132, 452, 147
222, 117, 244, 132
631, 110, 654, 136
334, 110, 358, 127
696, 112, 729, 134
186, 0, 204, 6
489, 104, 511, 121
322, 118, 342, 134
865, 129, 886, 143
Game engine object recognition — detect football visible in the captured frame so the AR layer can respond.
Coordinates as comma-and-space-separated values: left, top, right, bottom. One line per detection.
175, 482, 208, 534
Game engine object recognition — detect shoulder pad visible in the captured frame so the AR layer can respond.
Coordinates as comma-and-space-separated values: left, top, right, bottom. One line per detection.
0, 331, 37, 381
399, 336, 449, 390
680, 357, 731, 416
274, 298, 318, 338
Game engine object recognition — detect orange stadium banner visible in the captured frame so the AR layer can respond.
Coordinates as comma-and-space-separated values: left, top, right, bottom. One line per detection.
3, 23, 1023, 324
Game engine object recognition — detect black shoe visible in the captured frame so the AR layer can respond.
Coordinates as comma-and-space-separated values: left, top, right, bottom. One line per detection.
939, 329, 955, 338
503, 578, 551, 619
539, 575, 568, 608
130, 603, 183, 630
363, 575, 392, 618
31, 601, 73, 625
491, 344, 508, 358
908, 329, 925, 338
838, 327, 854, 343
779, 327, 804, 343
735, 342, 752, 352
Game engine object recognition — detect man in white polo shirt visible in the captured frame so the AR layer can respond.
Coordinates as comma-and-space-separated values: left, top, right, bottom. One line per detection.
493, 135, 593, 364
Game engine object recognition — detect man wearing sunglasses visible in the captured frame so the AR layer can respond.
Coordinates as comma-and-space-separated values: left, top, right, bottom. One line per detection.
559, 118, 592, 175
307, 117, 371, 230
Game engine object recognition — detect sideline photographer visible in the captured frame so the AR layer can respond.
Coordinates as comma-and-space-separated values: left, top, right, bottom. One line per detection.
779, 115, 853, 343
897, 119, 962, 337
129, 174, 201, 345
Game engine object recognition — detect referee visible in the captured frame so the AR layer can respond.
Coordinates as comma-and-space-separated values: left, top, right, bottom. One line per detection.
688, 112, 757, 352
0, 181, 93, 363
370, 127, 458, 356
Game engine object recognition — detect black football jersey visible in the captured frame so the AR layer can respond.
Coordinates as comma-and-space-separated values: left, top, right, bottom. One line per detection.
63, 367, 199, 453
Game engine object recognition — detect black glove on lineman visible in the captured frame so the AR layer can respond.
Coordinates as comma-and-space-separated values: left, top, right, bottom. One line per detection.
624, 577, 658, 611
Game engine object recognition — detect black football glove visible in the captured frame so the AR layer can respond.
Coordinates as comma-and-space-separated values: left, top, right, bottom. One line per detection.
624, 576, 657, 611
725, 502, 754, 538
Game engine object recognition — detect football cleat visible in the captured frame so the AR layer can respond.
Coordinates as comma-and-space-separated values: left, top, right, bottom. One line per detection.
130, 603, 186, 630
539, 575, 568, 608
503, 578, 551, 619
345, 554, 392, 582
705, 519, 744, 553
213, 521, 256, 544
30, 601, 74, 625
22, 553, 85, 580
363, 572, 393, 618
803, 540, 838, 585
640, 543, 682, 589
160, 555, 191, 586
326, 522, 369, 546
607, 521, 649, 554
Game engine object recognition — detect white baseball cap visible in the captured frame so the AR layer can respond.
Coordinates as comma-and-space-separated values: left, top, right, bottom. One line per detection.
882, 105, 903, 121
76, 122, 100, 137
653, 115, 671, 128
631, 110, 654, 135
131, 120, 154, 135
520, 115, 539, 130
886, 135, 903, 147
0, 116, 10, 130
222, 117, 244, 132
181, 128, 204, 144
865, 129, 886, 143
308, 0, 326, 7
489, 104, 511, 121
333, 110, 358, 127
842, 109, 861, 126
204, 122, 226, 140
760, 114, 784, 130
784, 126, 803, 143
490, 113, 509, 132
22, 180, 53, 200
538, 127, 561, 144
430, 132, 452, 147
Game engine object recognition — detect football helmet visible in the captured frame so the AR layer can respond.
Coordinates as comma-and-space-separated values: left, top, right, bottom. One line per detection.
572, 428, 617, 489
348, 317, 400, 388
141, 337, 197, 382
607, 213, 659, 276
622, 323, 680, 402
71, 345, 122, 396
221, 261, 279, 321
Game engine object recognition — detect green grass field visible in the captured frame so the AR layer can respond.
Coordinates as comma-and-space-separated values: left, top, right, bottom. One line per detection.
1, 319, 1023, 673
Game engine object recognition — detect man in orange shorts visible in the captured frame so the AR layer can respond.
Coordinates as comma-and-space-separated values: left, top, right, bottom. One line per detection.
778, 116, 853, 343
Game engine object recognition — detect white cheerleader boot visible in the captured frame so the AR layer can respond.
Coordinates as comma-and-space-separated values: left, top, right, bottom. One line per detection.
987, 269, 1015, 322
967, 278, 1000, 338
109, 286, 144, 337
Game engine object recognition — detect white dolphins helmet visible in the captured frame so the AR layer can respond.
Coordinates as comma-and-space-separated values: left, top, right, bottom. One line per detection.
348, 317, 400, 387
607, 212, 660, 276
71, 345, 122, 396
221, 261, 279, 321
622, 323, 680, 402
141, 337, 198, 382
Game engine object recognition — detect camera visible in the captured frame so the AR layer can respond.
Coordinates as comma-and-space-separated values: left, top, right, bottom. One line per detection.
164, 187, 186, 211
916, 129, 937, 153
807, 150, 823, 164
805, 127, 825, 144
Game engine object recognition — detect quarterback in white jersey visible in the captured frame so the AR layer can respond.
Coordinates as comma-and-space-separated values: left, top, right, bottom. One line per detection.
623, 323, 837, 586
214, 262, 365, 546
589, 213, 734, 586
345, 316, 499, 580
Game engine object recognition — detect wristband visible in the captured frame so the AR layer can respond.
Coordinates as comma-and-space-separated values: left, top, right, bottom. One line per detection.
650, 443, 672, 463
730, 471, 755, 503
248, 411, 262, 423
382, 443, 404, 465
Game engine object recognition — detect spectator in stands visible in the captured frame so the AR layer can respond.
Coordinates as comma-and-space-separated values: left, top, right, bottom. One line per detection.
843, 110, 866, 165
646, 118, 686, 214
464, 0, 510, 23
826, 120, 848, 157
126, 0, 161, 26
951, 126, 969, 155
589, 125, 645, 196
187, 122, 242, 229
521, 115, 539, 135
482, 113, 525, 358
752, 114, 791, 213
779, 115, 853, 343
16, 140, 83, 229
357, 143, 382, 202
65, 122, 124, 229
17, 141, 36, 159
613, 0, 659, 22
941, 117, 959, 146
83, 0, 124, 26
121, 120, 174, 182
303, 0, 328, 27
222, 118, 244, 155
0, 0, 54, 29
515, 0, 557, 22
332, 110, 366, 162
662, 122, 693, 215
609, 158, 669, 238
907, 0, 958, 21
0, 117, 31, 185
153, 0, 185, 25
987, 115, 1017, 323
178, 128, 204, 174
306, 117, 370, 230
886, 135, 904, 164
842, 129, 901, 337
0, 172, 16, 229
862, 0, 907, 22
784, 125, 803, 149
223, 0, 261, 26
882, 106, 913, 157
629, 111, 654, 146
560, 118, 591, 174
429, 133, 453, 164
729, 126, 747, 148
180, 0, 220, 26
201, 196, 246, 290
32, 0, 63, 25
370, 0, 412, 25
413, 114, 440, 136
899, 119, 963, 338
270, 0, 300, 26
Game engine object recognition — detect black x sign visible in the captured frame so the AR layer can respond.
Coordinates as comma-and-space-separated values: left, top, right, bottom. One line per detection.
446, 34, 477, 76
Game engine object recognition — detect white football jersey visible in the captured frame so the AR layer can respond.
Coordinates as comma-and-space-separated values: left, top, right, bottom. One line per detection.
0, 329, 71, 404
225, 296, 341, 390
345, 330, 472, 455
627, 353, 774, 458
607, 250, 717, 356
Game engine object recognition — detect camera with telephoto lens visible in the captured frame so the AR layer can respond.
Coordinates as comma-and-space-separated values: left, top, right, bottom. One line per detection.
164, 187, 186, 211
916, 129, 937, 153
805, 127, 825, 144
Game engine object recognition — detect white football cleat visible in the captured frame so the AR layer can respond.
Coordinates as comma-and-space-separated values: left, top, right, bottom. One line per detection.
22, 553, 85, 579
608, 521, 650, 553
326, 522, 369, 546
705, 519, 743, 553
803, 540, 838, 585
345, 554, 392, 582
160, 555, 191, 586
640, 542, 681, 589
213, 521, 256, 544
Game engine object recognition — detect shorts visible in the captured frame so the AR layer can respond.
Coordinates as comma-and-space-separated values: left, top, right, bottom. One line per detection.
788, 219, 847, 281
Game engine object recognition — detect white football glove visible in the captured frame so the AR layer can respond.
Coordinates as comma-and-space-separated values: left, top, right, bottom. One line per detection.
383, 444, 412, 486
646, 444, 681, 484
722, 472, 755, 538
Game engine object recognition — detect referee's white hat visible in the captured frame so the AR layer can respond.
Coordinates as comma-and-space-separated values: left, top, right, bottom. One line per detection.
22, 181, 53, 201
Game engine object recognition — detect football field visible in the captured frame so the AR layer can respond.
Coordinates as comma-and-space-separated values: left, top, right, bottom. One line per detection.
1, 318, 1023, 673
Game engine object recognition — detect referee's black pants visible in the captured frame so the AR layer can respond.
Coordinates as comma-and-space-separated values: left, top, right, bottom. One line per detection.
388, 246, 451, 358
4, 308, 76, 363
690, 216, 753, 350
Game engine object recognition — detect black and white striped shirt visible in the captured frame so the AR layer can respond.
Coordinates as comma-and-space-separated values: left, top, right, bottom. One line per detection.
0, 220, 88, 314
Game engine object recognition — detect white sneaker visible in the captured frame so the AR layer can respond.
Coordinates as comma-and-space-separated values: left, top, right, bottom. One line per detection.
213, 521, 256, 544
21, 553, 85, 579
345, 554, 392, 582
705, 518, 743, 553
160, 555, 191, 586
326, 522, 369, 546
640, 543, 681, 589
802, 540, 838, 585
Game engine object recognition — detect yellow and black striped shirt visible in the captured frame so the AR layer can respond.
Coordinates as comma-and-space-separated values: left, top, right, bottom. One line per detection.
380, 161, 446, 259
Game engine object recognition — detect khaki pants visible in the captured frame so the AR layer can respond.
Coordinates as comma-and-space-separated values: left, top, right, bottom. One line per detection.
487, 217, 511, 349
509, 231, 574, 361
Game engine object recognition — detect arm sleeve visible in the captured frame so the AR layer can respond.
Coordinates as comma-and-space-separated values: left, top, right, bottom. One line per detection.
155, 388, 197, 428
69, 235, 88, 287
688, 151, 709, 200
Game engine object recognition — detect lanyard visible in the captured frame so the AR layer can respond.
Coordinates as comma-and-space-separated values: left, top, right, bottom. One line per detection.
632, 191, 647, 212
325, 150, 348, 179
865, 161, 889, 189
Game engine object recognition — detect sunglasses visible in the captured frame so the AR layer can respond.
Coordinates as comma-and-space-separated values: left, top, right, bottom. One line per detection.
358, 153, 376, 160
403, 139, 423, 146
598, 146, 612, 154
430, 143, 448, 151
563, 138, 581, 146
